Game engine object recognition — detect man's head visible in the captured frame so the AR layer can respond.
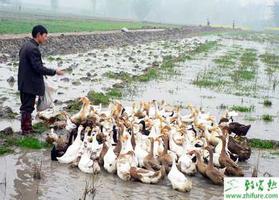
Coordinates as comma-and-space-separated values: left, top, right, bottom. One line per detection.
32, 25, 48, 44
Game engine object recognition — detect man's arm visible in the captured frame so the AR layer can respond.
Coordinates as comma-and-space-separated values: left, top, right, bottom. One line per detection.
28, 47, 56, 76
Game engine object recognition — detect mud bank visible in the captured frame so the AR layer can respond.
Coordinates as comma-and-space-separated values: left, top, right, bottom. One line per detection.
0, 26, 226, 62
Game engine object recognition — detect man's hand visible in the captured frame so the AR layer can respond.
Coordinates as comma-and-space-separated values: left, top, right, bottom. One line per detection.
56, 67, 64, 75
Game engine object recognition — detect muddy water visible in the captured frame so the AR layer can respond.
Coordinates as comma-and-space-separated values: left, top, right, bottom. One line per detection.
0, 33, 278, 140
0, 149, 278, 200
0, 36, 208, 130
1, 32, 279, 199
121, 37, 279, 140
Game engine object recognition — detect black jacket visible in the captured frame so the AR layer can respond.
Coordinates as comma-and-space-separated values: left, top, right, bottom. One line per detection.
18, 39, 56, 96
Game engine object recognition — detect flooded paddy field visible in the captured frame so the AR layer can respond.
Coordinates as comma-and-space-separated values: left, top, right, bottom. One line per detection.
0, 148, 279, 200
1, 30, 279, 199
1, 31, 278, 140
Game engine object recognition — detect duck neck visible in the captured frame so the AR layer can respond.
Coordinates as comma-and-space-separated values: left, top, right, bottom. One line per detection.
163, 136, 168, 154
220, 137, 226, 155
207, 148, 214, 168
112, 125, 118, 143
150, 138, 154, 157
131, 132, 136, 150
77, 128, 82, 138
194, 151, 202, 163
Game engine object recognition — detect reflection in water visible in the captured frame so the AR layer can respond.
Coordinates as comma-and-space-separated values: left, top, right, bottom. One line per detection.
0, 149, 278, 200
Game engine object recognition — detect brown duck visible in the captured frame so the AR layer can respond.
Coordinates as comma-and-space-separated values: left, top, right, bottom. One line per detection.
158, 135, 173, 172
190, 149, 207, 177
205, 146, 224, 185
217, 135, 244, 177
143, 137, 161, 171
228, 136, 251, 161
228, 122, 251, 137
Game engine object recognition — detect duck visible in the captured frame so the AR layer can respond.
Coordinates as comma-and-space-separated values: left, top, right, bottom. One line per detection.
228, 122, 251, 137
219, 110, 239, 124
130, 165, 165, 184
46, 129, 70, 161
228, 135, 251, 161
204, 146, 224, 185
178, 153, 197, 176
116, 133, 138, 181
190, 149, 207, 177
78, 129, 101, 174
169, 127, 184, 157
117, 150, 138, 181
132, 102, 146, 119
138, 120, 150, 136
217, 134, 244, 177
134, 135, 149, 168
62, 111, 77, 132
71, 97, 91, 123
143, 137, 161, 171
158, 135, 173, 172
78, 144, 94, 174
104, 144, 118, 173
98, 141, 109, 166
168, 157, 192, 192
57, 125, 84, 164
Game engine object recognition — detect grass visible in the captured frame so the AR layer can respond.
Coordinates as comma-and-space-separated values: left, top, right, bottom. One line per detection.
87, 91, 110, 105
106, 88, 122, 98
259, 53, 279, 72
191, 41, 218, 54
66, 40, 218, 112
65, 99, 82, 113
214, 57, 235, 67
137, 68, 159, 82
0, 134, 50, 156
47, 56, 61, 61
87, 88, 123, 105
240, 49, 257, 67
192, 47, 261, 97
193, 77, 227, 88
249, 138, 275, 149
104, 71, 133, 83
230, 105, 255, 112
232, 69, 255, 81
0, 146, 13, 155
262, 114, 273, 122
0, 18, 175, 34
16, 137, 50, 149
32, 122, 49, 134
263, 99, 272, 107
244, 115, 257, 121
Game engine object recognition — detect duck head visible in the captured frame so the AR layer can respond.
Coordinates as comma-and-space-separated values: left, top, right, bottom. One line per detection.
79, 96, 91, 105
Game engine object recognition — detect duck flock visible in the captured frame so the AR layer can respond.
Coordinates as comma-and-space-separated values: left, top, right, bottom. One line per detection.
44, 97, 252, 192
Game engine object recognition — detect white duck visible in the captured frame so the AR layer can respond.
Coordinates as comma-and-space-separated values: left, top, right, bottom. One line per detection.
134, 137, 149, 167
63, 112, 77, 132
78, 129, 101, 174
169, 127, 184, 157
178, 153, 197, 176
130, 166, 165, 184
117, 134, 138, 181
104, 145, 118, 174
168, 158, 192, 192
57, 125, 84, 164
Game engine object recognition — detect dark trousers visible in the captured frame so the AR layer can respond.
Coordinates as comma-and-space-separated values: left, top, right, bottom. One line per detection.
20, 91, 36, 113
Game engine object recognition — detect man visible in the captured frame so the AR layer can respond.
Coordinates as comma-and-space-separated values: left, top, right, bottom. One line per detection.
18, 25, 64, 134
